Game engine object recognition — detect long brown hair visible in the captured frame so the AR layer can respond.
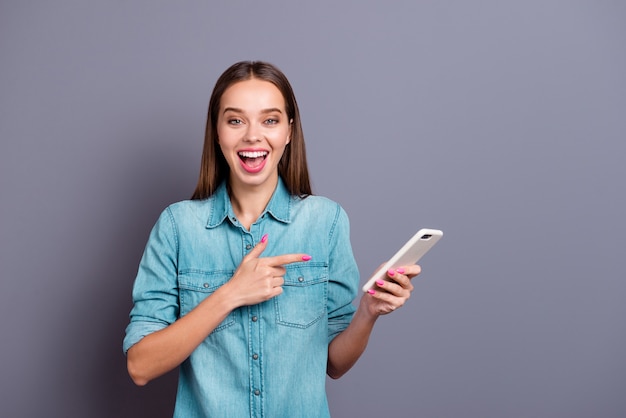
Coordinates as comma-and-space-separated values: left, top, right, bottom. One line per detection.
191, 61, 312, 200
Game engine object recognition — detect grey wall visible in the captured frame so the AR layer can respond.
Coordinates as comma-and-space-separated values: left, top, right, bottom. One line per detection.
1, 1, 625, 417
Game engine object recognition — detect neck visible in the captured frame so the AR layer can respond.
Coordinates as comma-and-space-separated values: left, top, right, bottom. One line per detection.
228, 176, 278, 230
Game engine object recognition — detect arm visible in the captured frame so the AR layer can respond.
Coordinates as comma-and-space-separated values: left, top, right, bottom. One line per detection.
327, 265, 420, 379
326, 297, 378, 379
127, 284, 238, 386
126, 233, 309, 386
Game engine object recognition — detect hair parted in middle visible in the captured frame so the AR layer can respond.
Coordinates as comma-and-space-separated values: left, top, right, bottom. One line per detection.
191, 61, 312, 200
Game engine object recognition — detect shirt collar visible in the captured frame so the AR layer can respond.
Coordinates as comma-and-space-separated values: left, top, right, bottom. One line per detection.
206, 178, 292, 228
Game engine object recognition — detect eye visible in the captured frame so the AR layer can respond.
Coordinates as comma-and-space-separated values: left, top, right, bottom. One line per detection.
228, 118, 243, 125
265, 118, 279, 125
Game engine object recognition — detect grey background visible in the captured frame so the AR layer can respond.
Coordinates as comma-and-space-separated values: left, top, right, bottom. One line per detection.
1, 1, 625, 417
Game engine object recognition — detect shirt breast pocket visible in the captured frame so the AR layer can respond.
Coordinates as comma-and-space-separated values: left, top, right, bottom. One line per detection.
274, 263, 328, 328
178, 270, 236, 333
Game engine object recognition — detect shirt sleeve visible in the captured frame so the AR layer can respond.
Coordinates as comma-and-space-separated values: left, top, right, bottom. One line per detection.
123, 206, 180, 354
326, 204, 359, 343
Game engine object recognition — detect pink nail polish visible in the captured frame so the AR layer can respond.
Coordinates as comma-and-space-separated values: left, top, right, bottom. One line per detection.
367, 289, 376, 295
396, 268, 405, 274
302, 255, 312, 261
387, 269, 395, 277
261, 234, 268, 243
376, 280, 385, 286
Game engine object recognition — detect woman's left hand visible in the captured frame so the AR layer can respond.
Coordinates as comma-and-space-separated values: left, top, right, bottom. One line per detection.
327, 264, 422, 379
361, 265, 421, 316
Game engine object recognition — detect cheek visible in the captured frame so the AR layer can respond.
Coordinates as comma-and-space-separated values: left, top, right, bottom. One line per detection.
216, 128, 235, 150
276, 127, 291, 145
216, 138, 234, 160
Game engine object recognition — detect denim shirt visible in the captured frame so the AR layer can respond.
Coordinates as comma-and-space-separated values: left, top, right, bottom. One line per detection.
124, 178, 359, 418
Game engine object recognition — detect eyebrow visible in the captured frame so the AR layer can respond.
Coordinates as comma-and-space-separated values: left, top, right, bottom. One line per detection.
222, 107, 284, 115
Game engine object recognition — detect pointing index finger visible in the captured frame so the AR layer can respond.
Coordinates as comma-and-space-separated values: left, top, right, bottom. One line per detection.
266, 253, 312, 267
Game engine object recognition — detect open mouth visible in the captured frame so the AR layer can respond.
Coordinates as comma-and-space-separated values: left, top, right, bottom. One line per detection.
238, 150, 268, 171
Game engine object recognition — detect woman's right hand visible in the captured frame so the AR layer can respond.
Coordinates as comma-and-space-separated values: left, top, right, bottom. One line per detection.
127, 234, 310, 386
220, 234, 311, 308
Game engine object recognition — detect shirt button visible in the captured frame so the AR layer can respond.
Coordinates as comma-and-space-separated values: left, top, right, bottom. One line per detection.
251, 316, 258, 322
254, 389, 260, 396
298, 276, 304, 282
252, 353, 259, 360
246, 244, 252, 250
203, 283, 209, 288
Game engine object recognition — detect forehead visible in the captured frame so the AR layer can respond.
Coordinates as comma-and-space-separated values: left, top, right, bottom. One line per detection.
220, 78, 286, 111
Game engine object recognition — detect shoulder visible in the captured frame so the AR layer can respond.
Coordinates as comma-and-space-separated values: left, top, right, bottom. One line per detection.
166, 198, 210, 214
291, 195, 350, 228
293, 194, 342, 213
158, 198, 215, 228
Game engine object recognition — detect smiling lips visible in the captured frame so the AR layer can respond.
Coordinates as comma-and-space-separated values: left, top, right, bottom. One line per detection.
238, 150, 269, 173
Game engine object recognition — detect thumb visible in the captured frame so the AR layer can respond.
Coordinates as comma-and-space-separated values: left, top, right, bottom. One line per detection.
243, 233, 269, 260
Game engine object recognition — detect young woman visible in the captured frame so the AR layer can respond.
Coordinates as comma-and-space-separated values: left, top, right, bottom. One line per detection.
124, 61, 420, 417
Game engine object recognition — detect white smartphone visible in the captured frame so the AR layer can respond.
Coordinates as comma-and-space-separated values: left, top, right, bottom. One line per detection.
361, 228, 443, 293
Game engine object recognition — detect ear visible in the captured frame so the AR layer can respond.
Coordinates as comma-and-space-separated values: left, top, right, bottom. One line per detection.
287, 119, 293, 144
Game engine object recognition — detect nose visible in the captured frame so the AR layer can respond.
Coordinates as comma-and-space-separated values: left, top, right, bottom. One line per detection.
244, 123, 262, 142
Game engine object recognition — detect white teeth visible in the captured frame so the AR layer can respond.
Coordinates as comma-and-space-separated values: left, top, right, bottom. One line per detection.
238, 151, 268, 158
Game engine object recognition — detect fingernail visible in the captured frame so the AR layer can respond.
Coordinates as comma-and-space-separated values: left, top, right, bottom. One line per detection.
261, 234, 268, 243
396, 268, 405, 274
376, 280, 385, 286
367, 289, 376, 295
387, 269, 395, 277
302, 255, 312, 261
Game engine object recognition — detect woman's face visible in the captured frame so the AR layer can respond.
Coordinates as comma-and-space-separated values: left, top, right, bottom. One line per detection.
217, 78, 291, 192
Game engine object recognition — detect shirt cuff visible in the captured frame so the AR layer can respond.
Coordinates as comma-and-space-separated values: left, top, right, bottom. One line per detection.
123, 320, 168, 354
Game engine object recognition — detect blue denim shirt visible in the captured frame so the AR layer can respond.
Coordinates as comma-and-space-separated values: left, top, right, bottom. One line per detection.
124, 178, 359, 418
